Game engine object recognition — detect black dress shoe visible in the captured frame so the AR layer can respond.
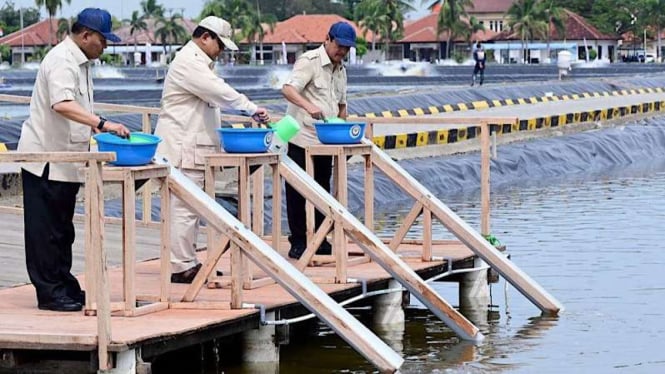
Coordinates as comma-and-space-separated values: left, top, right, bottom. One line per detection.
316, 240, 332, 255
38, 296, 83, 312
288, 243, 306, 259
171, 263, 202, 284
288, 241, 332, 259
68, 290, 85, 304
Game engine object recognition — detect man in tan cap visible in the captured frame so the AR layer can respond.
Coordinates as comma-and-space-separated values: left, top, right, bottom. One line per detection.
154, 16, 269, 283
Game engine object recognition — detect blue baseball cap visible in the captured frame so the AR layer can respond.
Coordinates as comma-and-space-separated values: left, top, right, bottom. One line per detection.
329, 22, 356, 47
76, 8, 121, 43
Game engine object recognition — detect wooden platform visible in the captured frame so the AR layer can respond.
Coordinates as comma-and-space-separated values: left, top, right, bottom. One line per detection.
0, 215, 474, 356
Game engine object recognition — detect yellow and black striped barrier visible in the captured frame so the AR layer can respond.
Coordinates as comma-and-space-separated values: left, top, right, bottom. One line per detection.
349, 87, 664, 120
372, 100, 665, 150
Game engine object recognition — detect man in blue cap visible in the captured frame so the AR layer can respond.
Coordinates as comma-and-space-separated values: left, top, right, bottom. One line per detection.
281, 21, 356, 259
17, 8, 129, 312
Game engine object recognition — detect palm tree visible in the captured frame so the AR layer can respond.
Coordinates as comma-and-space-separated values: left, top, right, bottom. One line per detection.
355, 0, 384, 51
536, 0, 566, 62
154, 13, 188, 63
56, 17, 74, 42
644, 0, 665, 62
436, 0, 475, 60
506, 0, 550, 63
35, 0, 72, 47
241, 2, 277, 65
355, 0, 413, 58
140, 0, 165, 19
125, 11, 148, 53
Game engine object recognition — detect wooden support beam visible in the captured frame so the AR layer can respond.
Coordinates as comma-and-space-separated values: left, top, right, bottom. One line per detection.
279, 156, 482, 342
162, 160, 404, 372
388, 202, 423, 252
366, 139, 564, 315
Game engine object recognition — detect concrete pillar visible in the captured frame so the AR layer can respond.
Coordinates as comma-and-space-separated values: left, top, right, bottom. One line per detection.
373, 281, 406, 353
242, 312, 279, 367
459, 258, 491, 326
372, 280, 405, 328
105, 349, 136, 374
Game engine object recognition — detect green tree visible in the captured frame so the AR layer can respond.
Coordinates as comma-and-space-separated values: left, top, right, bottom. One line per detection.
34, 0, 72, 47
506, 0, 550, 63
355, 0, 384, 51
56, 16, 75, 41
154, 13, 188, 62
355, 0, 414, 57
140, 0, 165, 19
256, 0, 346, 21
0, 2, 40, 34
125, 10, 148, 53
436, 0, 475, 60
241, 2, 277, 65
537, 0, 566, 62
644, 0, 665, 62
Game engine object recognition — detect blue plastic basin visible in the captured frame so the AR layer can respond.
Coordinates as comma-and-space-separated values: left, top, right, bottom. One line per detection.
314, 122, 366, 144
217, 128, 274, 153
94, 132, 162, 166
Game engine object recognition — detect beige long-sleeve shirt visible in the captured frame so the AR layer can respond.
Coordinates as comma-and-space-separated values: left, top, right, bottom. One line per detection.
17, 36, 94, 182
155, 41, 258, 169
284, 45, 348, 147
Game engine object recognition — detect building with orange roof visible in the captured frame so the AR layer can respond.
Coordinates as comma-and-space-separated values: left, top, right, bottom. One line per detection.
489, 9, 618, 63
244, 14, 368, 64
0, 19, 59, 64
399, 11, 496, 61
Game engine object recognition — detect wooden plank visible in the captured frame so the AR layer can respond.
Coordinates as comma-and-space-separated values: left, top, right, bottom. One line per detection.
480, 122, 491, 235
182, 237, 230, 302
251, 165, 264, 235
238, 159, 252, 291
87, 161, 112, 371
423, 208, 432, 261
159, 177, 171, 302
388, 202, 422, 251
364, 153, 374, 231
122, 170, 137, 313
271, 164, 281, 253
280, 156, 482, 342
305, 147, 315, 244
296, 217, 333, 271
163, 161, 404, 372
0, 152, 115, 163
367, 139, 564, 315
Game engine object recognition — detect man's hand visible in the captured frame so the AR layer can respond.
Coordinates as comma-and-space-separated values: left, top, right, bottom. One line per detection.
251, 108, 271, 123
98, 121, 131, 138
306, 104, 324, 120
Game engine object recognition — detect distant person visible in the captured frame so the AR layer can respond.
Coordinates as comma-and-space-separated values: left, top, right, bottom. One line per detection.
471, 42, 486, 86
281, 22, 356, 260
154, 16, 269, 284
17, 8, 129, 312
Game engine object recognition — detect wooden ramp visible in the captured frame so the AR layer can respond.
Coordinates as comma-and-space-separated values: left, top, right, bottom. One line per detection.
163, 161, 405, 372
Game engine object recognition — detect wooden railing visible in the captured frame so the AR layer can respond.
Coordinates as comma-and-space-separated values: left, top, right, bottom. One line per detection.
0, 94, 254, 225
364, 116, 518, 237
0, 152, 116, 371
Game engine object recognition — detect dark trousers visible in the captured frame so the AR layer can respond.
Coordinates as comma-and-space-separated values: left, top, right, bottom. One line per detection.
472, 64, 485, 84
285, 144, 332, 246
22, 165, 81, 304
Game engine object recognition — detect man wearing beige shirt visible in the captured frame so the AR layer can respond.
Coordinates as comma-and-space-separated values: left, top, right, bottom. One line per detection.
281, 22, 356, 259
18, 8, 129, 312
154, 16, 269, 283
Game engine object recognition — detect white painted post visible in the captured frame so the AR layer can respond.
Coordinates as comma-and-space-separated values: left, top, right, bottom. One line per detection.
107, 349, 137, 374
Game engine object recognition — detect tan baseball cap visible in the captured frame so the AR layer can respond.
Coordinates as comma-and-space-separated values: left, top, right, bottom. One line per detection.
198, 16, 238, 51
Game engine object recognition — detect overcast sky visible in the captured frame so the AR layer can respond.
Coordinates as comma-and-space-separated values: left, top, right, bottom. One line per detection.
8, 0, 427, 22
